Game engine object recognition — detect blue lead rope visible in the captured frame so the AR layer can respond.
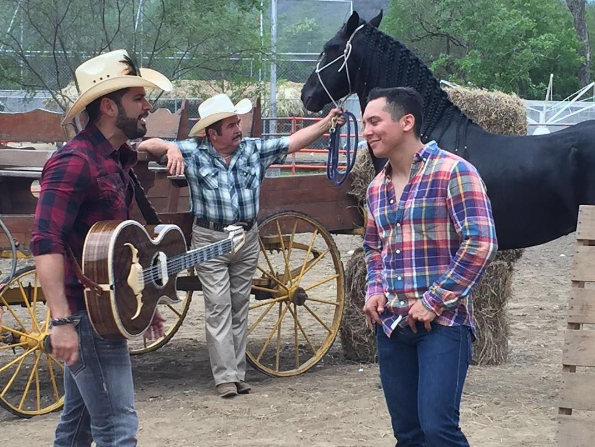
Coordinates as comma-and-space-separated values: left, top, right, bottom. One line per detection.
326, 111, 359, 185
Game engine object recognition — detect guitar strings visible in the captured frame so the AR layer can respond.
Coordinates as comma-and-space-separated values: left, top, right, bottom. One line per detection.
137, 239, 233, 283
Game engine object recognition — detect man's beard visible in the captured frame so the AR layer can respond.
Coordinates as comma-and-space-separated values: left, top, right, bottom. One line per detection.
115, 105, 147, 140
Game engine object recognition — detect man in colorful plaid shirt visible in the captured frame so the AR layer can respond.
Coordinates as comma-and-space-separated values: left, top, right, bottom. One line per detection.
138, 93, 344, 398
362, 87, 498, 447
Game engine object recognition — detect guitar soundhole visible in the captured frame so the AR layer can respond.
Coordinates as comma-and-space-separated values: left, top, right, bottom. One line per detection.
150, 252, 167, 288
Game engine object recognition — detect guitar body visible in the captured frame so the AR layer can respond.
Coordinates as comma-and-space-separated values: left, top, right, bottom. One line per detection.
83, 220, 186, 339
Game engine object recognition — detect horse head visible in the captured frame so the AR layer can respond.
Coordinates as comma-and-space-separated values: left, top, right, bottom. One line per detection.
301, 11, 383, 112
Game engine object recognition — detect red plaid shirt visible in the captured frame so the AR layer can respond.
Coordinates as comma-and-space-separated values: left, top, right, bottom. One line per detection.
364, 142, 498, 338
31, 123, 137, 312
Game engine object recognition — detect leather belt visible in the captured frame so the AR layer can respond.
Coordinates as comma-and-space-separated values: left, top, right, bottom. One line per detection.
194, 217, 255, 232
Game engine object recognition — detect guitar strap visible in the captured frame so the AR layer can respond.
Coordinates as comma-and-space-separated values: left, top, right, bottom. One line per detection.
128, 168, 162, 225
66, 167, 162, 296
66, 246, 104, 296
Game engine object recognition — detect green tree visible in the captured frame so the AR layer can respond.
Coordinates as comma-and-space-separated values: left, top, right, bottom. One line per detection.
384, 0, 583, 99
0, 0, 266, 109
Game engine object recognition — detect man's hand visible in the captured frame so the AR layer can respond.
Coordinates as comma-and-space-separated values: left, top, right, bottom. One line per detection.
144, 310, 166, 340
50, 324, 79, 366
165, 144, 184, 176
406, 300, 437, 333
362, 294, 387, 331
326, 108, 346, 128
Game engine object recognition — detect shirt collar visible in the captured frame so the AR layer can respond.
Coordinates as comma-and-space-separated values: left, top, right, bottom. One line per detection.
198, 137, 244, 159
381, 141, 437, 179
83, 122, 137, 169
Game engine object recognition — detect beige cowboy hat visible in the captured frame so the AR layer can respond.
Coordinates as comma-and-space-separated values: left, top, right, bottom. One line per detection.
62, 49, 172, 125
189, 93, 252, 136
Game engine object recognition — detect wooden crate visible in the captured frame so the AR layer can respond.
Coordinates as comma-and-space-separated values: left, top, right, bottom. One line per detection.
558, 205, 595, 446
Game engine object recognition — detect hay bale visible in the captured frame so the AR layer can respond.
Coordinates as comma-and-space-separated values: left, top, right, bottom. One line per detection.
341, 86, 525, 366
340, 247, 377, 363
472, 260, 513, 365
444, 87, 527, 136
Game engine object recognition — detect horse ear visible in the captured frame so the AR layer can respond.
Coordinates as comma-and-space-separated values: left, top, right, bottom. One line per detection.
343, 11, 360, 36
369, 10, 383, 28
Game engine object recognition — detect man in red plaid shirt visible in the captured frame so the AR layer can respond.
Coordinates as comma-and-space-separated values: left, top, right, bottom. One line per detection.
362, 87, 498, 447
31, 50, 172, 446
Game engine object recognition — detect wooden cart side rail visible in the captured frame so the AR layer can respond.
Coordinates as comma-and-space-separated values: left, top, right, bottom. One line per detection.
0, 108, 74, 144
167, 173, 363, 234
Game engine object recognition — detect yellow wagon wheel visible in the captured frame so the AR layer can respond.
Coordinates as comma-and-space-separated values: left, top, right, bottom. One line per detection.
128, 270, 194, 355
0, 266, 64, 417
247, 211, 345, 377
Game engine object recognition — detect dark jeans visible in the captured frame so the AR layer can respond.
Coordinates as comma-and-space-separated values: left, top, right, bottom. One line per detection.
53, 311, 138, 447
377, 322, 472, 447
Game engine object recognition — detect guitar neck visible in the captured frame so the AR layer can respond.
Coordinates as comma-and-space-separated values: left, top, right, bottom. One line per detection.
168, 239, 233, 275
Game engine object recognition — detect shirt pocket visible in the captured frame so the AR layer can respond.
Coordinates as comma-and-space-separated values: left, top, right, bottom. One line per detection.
197, 166, 220, 190
97, 173, 125, 209
237, 166, 258, 190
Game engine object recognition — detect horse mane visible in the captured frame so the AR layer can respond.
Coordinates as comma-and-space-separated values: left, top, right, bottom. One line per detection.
359, 24, 471, 142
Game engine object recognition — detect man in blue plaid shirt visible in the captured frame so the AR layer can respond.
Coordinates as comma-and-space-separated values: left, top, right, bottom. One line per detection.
139, 93, 343, 398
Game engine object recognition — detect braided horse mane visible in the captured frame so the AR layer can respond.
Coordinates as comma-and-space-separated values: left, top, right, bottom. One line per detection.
357, 23, 473, 150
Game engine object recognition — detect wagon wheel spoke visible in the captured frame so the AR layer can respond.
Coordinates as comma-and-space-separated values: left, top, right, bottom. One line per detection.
0, 266, 64, 417
247, 211, 345, 377
128, 269, 194, 355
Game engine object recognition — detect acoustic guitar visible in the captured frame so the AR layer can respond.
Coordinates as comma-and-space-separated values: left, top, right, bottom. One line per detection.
82, 220, 245, 339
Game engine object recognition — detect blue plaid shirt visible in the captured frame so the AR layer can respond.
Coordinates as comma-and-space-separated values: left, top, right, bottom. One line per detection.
177, 136, 290, 223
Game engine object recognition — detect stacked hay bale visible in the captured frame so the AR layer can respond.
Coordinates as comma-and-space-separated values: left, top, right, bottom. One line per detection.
341, 247, 377, 362
341, 86, 526, 365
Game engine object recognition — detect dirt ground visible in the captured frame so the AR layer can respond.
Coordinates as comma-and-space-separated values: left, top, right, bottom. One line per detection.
0, 232, 574, 446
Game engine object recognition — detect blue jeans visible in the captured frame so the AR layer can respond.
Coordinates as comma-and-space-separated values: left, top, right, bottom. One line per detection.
377, 322, 471, 447
53, 311, 138, 447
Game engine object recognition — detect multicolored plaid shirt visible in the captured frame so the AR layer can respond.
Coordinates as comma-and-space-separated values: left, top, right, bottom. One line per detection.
364, 141, 498, 339
177, 136, 290, 223
30, 123, 136, 312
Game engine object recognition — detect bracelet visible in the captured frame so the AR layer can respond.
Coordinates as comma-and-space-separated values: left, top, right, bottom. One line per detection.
50, 316, 76, 327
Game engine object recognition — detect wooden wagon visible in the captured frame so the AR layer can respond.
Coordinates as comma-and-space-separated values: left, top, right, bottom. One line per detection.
0, 103, 363, 417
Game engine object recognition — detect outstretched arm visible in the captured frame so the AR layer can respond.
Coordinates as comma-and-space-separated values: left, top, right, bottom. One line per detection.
287, 108, 345, 154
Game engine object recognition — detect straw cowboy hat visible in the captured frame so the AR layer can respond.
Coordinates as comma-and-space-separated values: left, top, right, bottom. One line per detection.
189, 93, 252, 136
62, 49, 172, 125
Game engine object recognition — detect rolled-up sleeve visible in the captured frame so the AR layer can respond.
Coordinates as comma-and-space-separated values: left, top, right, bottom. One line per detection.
30, 153, 91, 256
257, 136, 290, 174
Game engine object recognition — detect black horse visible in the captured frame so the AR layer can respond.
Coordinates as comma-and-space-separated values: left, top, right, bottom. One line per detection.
301, 11, 595, 250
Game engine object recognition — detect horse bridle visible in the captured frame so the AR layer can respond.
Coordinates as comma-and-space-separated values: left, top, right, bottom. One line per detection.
315, 24, 365, 186
315, 24, 365, 109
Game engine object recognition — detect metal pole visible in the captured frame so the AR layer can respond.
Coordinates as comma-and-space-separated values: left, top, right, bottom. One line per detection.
270, 0, 277, 134
259, 1, 264, 83
0, 4, 21, 53
135, 0, 145, 67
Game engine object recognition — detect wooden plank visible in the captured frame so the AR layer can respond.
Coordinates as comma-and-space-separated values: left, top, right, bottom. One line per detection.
563, 330, 595, 366
144, 102, 187, 140
572, 246, 595, 282
0, 169, 42, 178
577, 205, 595, 242
567, 288, 595, 324
0, 109, 67, 142
558, 415, 595, 447
558, 372, 595, 411
0, 149, 53, 168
